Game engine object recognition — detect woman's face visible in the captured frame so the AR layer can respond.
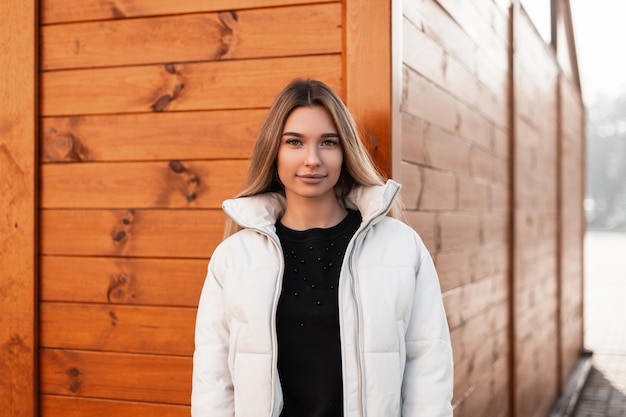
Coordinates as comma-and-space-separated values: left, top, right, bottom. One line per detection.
277, 105, 343, 204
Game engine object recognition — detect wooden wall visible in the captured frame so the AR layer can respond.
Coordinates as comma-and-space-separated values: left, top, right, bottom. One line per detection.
38, 1, 342, 415
513, 7, 560, 417
1, 0, 584, 416
398, 1, 512, 416
396, 1, 584, 417
557, 70, 585, 388
0, 1, 38, 417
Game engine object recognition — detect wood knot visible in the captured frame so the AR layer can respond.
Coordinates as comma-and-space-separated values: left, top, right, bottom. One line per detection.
162, 162, 203, 205
113, 230, 127, 242
169, 160, 185, 173
151, 65, 185, 112
109, 311, 119, 326
107, 273, 135, 303
217, 11, 240, 59
111, 210, 135, 247
43, 128, 90, 162
164, 63, 177, 74
66, 367, 84, 393
365, 133, 380, 152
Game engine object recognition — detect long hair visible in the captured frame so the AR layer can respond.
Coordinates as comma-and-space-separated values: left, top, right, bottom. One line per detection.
224, 79, 401, 237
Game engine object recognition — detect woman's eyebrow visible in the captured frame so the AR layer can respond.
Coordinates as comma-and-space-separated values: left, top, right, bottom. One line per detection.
281, 132, 339, 138
282, 131, 303, 137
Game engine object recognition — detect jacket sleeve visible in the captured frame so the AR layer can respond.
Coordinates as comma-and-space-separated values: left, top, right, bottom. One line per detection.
191, 257, 234, 417
402, 241, 454, 417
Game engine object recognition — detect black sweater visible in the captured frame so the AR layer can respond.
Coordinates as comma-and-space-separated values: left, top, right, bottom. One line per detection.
275, 210, 361, 417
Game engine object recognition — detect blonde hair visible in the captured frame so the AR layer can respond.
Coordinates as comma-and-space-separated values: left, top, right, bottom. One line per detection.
224, 79, 401, 237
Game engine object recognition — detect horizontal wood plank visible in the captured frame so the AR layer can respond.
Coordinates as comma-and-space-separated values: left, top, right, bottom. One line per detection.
41, 209, 225, 258
41, 395, 189, 417
40, 54, 342, 116
40, 303, 195, 355
42, 0, 337, 24
41, 54, 342, 116
40, 349, 191, 405
41, 160, 247, 209
41, 109, 265, 162
40, 256, 207, 306
42, 4, 341, 70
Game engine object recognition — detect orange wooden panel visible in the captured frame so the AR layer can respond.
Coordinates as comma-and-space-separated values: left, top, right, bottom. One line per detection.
41, 160, 248, 209
41, 54, 342, 116
42, 4, 341, 70
0, 0, 37, 415
40, 209, 225, 258
40, 349, 191, 405
41, 395, 189, 417
40, 256, 207, 307
40, 302, 195, 355
41, 109, 265, 162
42, 0, 337, 24
345, 0, 391, 175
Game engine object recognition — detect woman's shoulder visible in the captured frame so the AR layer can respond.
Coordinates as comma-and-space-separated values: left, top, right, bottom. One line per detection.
374, 216, 420, 236
370, 216, 429, 250
215, 227, 272, 254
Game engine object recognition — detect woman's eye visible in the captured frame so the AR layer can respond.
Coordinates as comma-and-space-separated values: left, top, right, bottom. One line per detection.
321, 140, 338, 147
285, 138, 302, 146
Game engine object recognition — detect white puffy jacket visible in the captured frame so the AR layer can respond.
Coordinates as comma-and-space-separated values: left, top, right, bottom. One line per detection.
192, 180, 453, 417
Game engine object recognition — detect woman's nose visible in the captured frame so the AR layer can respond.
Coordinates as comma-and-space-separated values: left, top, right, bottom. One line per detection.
304, 146, 321, 166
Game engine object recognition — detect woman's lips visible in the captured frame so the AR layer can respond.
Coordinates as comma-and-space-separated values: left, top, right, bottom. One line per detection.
297, 174, 326, 184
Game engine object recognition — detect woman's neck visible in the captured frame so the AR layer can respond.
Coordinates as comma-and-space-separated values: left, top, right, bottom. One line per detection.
280, 196, 348, 231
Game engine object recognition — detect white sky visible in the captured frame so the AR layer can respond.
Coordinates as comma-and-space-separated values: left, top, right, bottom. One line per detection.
523, 0, 626, 105
570, 0, 626, 104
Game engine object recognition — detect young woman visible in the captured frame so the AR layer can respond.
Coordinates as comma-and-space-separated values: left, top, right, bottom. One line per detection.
192, 79, 453, 417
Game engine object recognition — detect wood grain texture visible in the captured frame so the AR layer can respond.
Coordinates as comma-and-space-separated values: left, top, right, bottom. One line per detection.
41, 110, 265, 162
512, 9, 561, 417
42, 4, 341, 70
40, 160, 248, 208
42, 0, 337, 24
345, 0, 391, 176
40, 256, 207, 307
40, 303, 195, 355
41, 396, 189, 417
40, 209, 225, 258
40, 349, 191, 405
41, 54, 342, 116
0, 0, 37, 416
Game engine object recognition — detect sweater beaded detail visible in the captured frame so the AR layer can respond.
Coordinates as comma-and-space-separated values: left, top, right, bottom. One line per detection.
275, 210, 361, 417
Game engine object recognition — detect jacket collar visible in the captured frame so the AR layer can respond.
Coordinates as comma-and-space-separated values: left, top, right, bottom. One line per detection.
222, 180, 402, 232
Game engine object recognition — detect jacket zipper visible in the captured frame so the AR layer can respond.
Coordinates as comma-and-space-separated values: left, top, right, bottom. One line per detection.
346, 184, 401, 417
268, 234, 284, 417
347, 246, 365, 417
